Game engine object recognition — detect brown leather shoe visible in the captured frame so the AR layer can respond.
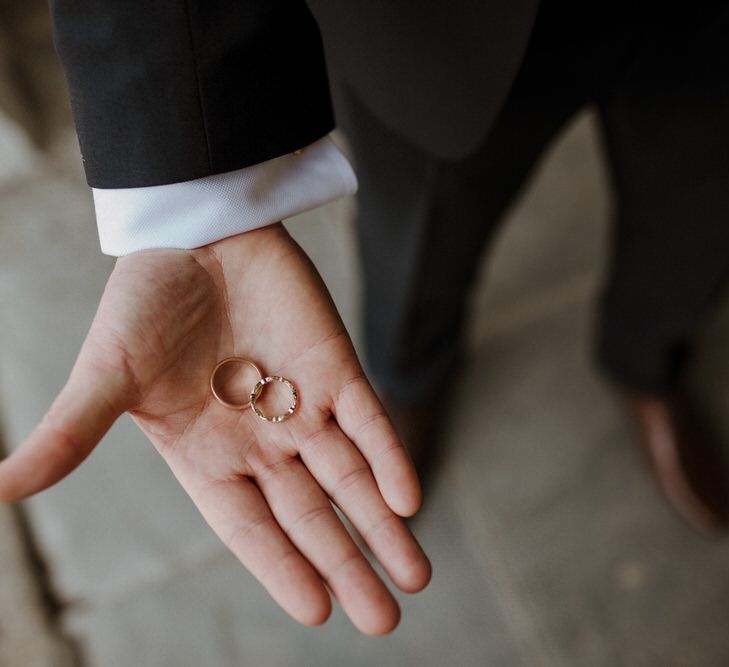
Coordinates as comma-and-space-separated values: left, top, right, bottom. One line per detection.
623, 389, 729, 535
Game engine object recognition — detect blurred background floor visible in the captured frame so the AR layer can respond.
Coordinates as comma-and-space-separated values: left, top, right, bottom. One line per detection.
2, 101, 729, 666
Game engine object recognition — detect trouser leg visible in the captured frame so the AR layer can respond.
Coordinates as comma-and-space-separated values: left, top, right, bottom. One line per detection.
334, 0, 645, 404
595, 5, 729, 392
335, 89, 468, 405
333, 11, 599, 403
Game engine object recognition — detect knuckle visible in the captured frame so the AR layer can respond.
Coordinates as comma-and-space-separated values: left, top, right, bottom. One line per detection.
285, 505, 330, 538
39, 414, 86, 459
324, 550, 363, 585
334, 371, 368, 407
371, 440, 405, 468
330, 466, 370, 503
297, 424, 332, 458
362, 512, 399, 543
355, 410, 390, 437
254, 456, 298, 481
225, 514, 276, 552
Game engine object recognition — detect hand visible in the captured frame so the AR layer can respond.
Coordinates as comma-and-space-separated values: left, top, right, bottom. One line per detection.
0, 223, 431, 635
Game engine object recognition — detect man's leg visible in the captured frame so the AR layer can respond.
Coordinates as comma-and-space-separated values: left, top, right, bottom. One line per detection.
336, 85, 560, 406
596, 7, 729, 392
334, 0, 640, 407
333, 71, 587, 487
595, 4, 729, 530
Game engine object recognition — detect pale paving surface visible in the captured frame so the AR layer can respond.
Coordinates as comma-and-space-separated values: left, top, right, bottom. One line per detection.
0, 501, 76, 667
1, 112, 729, 666
0, 116, 77, 667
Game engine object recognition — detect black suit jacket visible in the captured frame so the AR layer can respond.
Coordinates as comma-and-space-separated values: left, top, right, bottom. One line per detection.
49, 0, 538, 189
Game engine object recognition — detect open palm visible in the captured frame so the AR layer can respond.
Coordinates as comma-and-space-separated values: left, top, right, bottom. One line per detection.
0, 224, 430, 635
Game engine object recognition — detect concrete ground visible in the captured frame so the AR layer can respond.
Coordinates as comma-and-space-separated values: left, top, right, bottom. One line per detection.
2, 107, 729, 667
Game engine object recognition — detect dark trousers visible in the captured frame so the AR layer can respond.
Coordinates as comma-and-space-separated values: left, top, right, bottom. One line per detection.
334, 1, 729, 405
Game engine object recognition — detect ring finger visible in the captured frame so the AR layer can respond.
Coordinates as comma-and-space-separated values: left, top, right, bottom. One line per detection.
254, 456, 401, 636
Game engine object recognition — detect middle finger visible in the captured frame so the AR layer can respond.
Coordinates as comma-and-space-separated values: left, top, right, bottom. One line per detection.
254, 456, 400, 636
296, 422, 431, 593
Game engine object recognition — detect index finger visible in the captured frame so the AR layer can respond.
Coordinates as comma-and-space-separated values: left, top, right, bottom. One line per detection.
332, 373, 421, 517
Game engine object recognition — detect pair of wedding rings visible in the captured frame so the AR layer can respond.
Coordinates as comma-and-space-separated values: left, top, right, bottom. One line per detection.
209, 357, 298, 423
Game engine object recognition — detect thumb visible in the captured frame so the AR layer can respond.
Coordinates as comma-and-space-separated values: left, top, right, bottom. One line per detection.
0, 348, 137, 502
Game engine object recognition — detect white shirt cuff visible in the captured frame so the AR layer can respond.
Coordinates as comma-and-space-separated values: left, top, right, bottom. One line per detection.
92, 135, 358, 256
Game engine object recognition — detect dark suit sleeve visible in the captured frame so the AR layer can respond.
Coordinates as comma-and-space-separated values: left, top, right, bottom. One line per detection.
48, 0, 335, 188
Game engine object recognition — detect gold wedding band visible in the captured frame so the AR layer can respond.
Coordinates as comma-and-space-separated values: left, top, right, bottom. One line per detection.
210, 358, 299, 423
250, 376, 299, 423
209, 357, 263, 410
